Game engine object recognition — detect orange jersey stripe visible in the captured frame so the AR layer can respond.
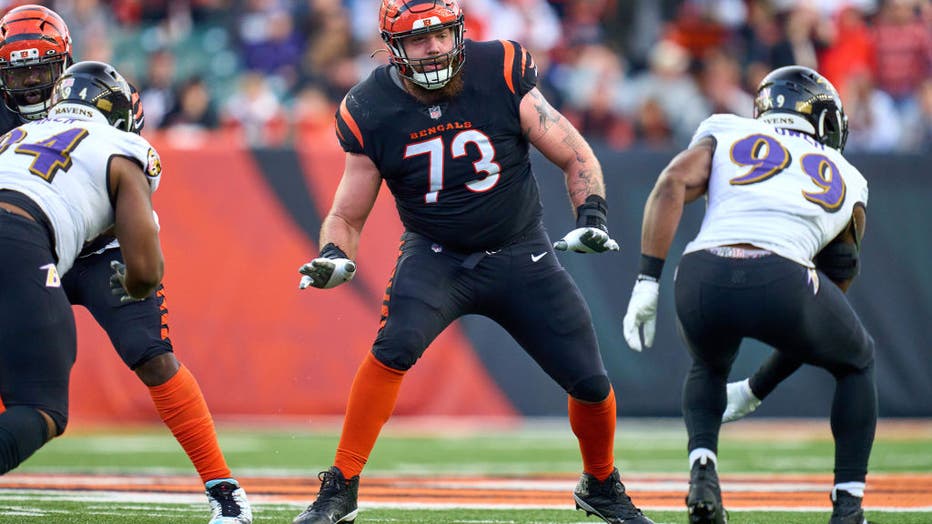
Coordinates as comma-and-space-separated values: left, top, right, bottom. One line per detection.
500, 40, 515, 94
157, 287, 170, 340
339, 97, 364, 148
334, 121, 345, 142
379, 238, 406, 328
520, 48, 527, 77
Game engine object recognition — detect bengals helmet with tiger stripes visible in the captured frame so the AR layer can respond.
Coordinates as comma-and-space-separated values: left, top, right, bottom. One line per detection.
0, 4, 72, 120
379, 0, 465, 90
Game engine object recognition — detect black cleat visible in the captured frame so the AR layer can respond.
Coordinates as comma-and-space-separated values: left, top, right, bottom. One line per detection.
685, 457, 727, 524
573, 468, 655, 523
293, 466, 360, 524
829, 489, 868, 524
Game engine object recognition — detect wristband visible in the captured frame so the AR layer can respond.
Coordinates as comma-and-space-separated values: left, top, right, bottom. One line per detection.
576, 194, 608, 231
319, 242, 348, 260
637, 254, 665, 281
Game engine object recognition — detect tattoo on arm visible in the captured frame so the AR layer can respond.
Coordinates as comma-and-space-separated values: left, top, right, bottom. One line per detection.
524, 88, 605, 204
561, 120, 604, 202
569, 167, 605, 203
532, 90, 559, 133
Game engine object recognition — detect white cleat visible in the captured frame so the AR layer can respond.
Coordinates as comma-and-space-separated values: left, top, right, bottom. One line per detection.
722, 379, 762, 423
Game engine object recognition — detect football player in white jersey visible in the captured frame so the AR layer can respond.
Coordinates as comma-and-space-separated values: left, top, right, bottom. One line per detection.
0, 60, 162, 473
622, 66, 875, 524
0, 8, 251, 524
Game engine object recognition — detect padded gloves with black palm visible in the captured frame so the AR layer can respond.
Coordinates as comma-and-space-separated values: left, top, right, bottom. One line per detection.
298, 243, 357, 290
553, 195, 620, 254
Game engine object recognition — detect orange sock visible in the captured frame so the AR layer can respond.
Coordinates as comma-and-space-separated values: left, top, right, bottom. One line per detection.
568, 386, 616, 481
148, 364, 231, 484
333, 352, 406, 479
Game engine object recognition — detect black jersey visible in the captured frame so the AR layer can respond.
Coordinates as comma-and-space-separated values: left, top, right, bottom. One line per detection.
0, 103, 23, 135
335, 39, 542, 252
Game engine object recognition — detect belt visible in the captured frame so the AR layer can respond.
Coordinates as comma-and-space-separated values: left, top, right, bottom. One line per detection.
706, 246, 773, 259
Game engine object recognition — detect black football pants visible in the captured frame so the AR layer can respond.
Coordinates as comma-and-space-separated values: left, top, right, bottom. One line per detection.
63, 248, 172, 370
372, 225, 609, 400
675, 250, 876, 484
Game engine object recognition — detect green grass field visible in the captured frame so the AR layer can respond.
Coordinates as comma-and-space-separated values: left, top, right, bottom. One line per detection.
1, 418, 929, 523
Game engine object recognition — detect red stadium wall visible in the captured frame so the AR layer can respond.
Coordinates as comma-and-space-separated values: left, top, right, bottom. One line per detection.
52, 137, 932, 423
66, 132, 517, 425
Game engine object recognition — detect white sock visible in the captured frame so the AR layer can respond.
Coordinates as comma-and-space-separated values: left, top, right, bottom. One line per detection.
833, 482, 865, 499
739, 378, 761, 403
689, 448, 718, 469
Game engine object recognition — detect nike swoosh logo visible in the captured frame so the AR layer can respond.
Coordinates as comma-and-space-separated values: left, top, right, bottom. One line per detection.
531, 252, 548, 262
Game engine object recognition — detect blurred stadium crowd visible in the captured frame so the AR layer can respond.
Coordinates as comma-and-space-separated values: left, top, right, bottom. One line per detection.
21, 0, 930, 151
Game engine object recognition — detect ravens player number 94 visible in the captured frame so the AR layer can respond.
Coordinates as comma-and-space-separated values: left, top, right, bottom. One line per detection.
0, 6, 252, 523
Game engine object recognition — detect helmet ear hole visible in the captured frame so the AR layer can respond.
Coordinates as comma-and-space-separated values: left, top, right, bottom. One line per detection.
817, 110, 828, 142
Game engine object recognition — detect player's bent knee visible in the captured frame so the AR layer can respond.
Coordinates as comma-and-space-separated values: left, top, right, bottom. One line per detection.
372, 328, 428, 371
134, 352, 181, 387
0, 406, 55, 474
35, 409, 64, 438
567, 374, 611, 403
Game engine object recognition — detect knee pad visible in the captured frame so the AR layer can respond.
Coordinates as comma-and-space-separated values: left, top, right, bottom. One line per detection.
568, 374, 611, 403
1, 401, 68, 437
372, 326, 428, 371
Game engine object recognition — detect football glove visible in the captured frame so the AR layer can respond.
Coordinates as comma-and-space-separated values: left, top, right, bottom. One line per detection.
622, 278, 659, 351
553, 195, 620, 253
298, 243, 356, 290
109, 260, 147, 303
553, 227, 620, 253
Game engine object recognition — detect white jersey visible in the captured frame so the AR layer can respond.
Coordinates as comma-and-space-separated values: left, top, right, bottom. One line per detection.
0, 115, 161, 273
683, 114, 868, 268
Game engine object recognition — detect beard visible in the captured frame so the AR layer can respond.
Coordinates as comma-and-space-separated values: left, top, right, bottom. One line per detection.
403, 69, 464, 105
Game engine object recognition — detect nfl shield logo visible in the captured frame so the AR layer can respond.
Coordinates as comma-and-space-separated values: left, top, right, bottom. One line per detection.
428, 105, 442, 119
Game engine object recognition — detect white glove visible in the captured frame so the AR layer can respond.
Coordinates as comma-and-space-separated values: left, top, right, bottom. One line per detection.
298, 257, 356, 289
622, 278, 659, 351
553, 227, 620, 253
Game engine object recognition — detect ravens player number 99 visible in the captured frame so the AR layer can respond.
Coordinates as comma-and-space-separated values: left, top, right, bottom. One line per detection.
292, 0, 651, 523
622, 65, 874, 524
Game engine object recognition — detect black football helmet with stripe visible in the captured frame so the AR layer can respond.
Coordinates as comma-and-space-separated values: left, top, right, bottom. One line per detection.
754, 65, 848, 152
49, 61, 135, 133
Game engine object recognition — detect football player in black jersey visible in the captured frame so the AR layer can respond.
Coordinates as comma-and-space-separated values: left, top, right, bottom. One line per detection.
0, 6, 250, 523
294, 1, 653, 523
